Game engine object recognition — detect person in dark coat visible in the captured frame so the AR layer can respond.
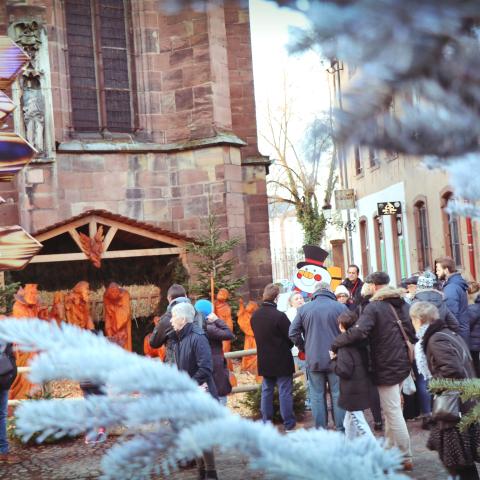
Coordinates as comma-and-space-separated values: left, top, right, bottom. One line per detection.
468, 295, 480, 377
195, 299, 234, 406
330, 310, 375, 441
289, 281, 347, 430
149, 284, 193, 363
410, 301, 480, 480
341, 264, 364, 310
436, 256, 470, 346
251, 283, 296, 431
331, 271, 415, 469
170, 302, 219, 480
412, 270, 460, 428
0, 342, 19, 464
356, 282, 383, 432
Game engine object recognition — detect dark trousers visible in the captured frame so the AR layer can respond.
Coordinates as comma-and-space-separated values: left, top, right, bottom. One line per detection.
471, 351, 480, 378
370, 386, 382, 424
261, 375, 296, 430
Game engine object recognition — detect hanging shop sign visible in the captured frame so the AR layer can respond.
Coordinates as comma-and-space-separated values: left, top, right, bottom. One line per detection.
377, 201, 402, 216
334, 189, 356, 210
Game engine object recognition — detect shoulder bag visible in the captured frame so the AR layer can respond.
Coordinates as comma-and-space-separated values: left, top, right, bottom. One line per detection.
389, 305, 415, 364
0, 343, 14, 376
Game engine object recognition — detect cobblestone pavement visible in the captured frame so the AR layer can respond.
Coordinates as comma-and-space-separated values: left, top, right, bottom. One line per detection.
0, 415, 452, 480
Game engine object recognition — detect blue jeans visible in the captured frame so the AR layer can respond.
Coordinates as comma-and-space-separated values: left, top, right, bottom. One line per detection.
308, 371, 345, 430
0, 389, 9, 453
294, 357, 311, 406
416, 373, 432, 416
261, 376, 296, 430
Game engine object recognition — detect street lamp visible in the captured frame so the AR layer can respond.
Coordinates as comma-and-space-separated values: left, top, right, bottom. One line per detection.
322, 202, 356, 232
322, 203, 333, 222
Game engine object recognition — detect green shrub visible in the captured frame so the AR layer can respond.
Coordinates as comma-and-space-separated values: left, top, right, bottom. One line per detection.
240, 380, 307, 423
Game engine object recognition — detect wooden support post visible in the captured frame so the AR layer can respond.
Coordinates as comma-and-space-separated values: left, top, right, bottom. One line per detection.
103, 227, 118, 251
89, 220, 97, 238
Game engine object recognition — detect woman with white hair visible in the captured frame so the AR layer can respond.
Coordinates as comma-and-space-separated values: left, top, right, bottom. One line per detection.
170, 302, 219, 480
410, 301, 480, 480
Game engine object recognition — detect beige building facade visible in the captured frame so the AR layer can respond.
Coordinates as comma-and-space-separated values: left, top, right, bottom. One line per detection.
340, 147, 479, 285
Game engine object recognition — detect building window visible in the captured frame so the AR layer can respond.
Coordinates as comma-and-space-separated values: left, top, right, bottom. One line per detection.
414, 200, 431, 270
354, 147, 363, 175
441, 192, 462, 267
65, 0, 133, 133
373, 215, 383, 271
359, 218, 370, 277
369, 148, 378, 167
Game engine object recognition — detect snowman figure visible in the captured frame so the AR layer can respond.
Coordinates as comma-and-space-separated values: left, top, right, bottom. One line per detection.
293, 245, 333, 297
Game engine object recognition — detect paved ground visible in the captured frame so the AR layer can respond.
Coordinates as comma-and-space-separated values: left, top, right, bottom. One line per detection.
0, 413, 452, 480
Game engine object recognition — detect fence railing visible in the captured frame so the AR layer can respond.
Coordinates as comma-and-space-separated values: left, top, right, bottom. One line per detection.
7, 349, 303, 404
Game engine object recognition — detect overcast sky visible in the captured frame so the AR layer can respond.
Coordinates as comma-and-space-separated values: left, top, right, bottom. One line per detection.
249, 0, 332, 159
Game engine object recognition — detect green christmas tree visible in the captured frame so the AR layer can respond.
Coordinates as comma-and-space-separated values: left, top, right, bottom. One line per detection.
187, 214, 245, 299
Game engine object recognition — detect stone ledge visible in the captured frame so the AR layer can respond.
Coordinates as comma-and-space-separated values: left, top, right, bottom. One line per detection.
57, 132, 246, 154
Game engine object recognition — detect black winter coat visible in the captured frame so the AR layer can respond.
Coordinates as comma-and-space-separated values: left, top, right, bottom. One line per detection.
333, 340, 373, 411
149, 297, 199, 363
342, 278, 364, 310
172, 322, 218, 398
289, 289, 347, 372
331, 287, 416, 386
0, 343, 16, 390
423, 319, 476, 381
251, 302, 295, 377
205, 318, 234, 396
468, 297, 480, 352
413, 289, 459, 333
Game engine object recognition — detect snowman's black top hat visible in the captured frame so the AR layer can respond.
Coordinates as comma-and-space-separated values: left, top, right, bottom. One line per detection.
297, 245, 329, 269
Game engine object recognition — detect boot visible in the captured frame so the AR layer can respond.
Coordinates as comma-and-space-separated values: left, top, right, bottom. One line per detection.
204, 470, 219, 480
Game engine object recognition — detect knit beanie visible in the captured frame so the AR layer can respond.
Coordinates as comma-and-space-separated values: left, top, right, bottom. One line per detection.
417, 271, 436, 290
334, 285, 350, 297
194, 299, 213, 316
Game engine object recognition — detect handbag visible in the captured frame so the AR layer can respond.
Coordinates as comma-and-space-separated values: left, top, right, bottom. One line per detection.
389, 305, 415, 364
402, 372, 416, 395
432, 390, 461, 422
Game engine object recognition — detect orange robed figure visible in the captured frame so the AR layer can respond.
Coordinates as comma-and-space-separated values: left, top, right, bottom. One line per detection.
104, 282, 132, 351
49, 292, 65, 325
237, 299, 259, 374
64, 281, 94, 330
143, 315, 165, 360
214, 288, 233, 367
10, 284, 43, 400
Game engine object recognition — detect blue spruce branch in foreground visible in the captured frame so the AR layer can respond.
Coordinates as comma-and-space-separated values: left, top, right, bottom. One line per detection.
429, 378, 480, 431
0, 318, 406, 479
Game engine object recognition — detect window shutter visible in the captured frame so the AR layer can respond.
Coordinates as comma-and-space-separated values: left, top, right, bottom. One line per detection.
65, 0, 100, 132
99, 0, 132, 132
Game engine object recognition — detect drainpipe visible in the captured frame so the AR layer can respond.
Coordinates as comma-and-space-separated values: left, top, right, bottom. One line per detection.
466, 217, 477, 280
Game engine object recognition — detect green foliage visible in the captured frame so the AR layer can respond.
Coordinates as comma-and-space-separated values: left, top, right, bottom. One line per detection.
0, 282, 21, 314
296, 196, 327, 246
240, 380, 307, 423
429, 378, 480, 431
187, 214, 245, 298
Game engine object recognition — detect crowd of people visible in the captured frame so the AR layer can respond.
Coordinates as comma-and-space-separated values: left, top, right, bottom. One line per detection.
253, 257, 480, 480
0, 256, 479, 480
